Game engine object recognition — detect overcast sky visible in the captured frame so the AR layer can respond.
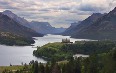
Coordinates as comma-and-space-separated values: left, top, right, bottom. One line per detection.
0, 0, 116, 28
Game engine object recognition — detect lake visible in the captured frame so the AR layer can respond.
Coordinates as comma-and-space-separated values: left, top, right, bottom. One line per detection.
0, 34, 90, 66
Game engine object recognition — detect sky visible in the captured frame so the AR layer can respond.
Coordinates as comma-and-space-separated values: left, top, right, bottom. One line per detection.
0, 0, 116, 28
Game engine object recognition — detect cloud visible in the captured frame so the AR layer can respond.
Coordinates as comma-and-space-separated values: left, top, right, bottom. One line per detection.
0, 0, 116, 28
78, 0, 116, 13
39, 9, 51, 12
58, 6, 71, 11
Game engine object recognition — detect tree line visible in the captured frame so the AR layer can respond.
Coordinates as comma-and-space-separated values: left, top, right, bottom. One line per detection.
2, 49, 116, 73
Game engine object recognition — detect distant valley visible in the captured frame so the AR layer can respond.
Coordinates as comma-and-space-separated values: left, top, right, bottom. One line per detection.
3, 10, 66, 35
29, 21, 66, 34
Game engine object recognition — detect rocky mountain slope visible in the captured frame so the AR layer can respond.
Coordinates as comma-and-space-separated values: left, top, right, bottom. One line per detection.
63, 13, 104, 36
2, 10, 30, 27
0, 13, 43, 45
67, 7, 116, 40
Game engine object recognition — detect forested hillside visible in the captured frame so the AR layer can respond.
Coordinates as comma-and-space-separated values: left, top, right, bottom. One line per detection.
33, 41, 116, 61
0, 32, 35, 46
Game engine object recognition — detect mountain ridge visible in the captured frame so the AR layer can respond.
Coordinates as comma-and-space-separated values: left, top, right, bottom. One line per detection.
2, 10, 30, 27
0, 13, 43, 37
3, 10, 66, 34
70, 7, 116, 40
63, 13, 105, 36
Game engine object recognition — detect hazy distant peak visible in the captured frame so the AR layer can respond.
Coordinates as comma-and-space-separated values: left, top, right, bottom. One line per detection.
31, 21, 49, 24
29, 21, 66, 34
3, 10, 17, 18
30, 21, 52, 27
3, 10, 12, 13
3, 10, 18, 17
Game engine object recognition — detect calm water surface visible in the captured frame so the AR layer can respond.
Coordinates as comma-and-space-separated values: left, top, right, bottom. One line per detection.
0, 34, 90, 66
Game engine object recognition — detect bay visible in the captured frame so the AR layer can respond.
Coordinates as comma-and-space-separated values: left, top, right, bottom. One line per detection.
0, 34, 90, 66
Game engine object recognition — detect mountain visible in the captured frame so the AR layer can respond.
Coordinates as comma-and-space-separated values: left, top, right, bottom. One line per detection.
3, 10, 66, 34
29, 21, 66, 34
0, 13, 43, 37
71, 7, 116, 40
63, 22, 81, 35
0, 13, 43, 46
2, 10, 30, 27
63, 13, 104, 36
54, 27, 66, 34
